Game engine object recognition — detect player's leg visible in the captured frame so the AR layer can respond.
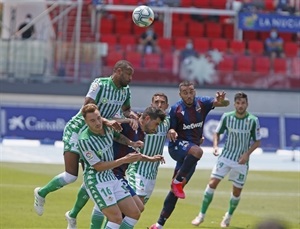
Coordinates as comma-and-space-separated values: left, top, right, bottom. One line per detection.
171, 143, 201, 198
34, 151, 79, 216
220, 163, 247, 228
65, 183, 90, 229
90, 207, 106, 229
192, 157, 230, 226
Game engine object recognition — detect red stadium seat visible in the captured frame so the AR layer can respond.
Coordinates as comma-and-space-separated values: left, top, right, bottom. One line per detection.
223, 24, 234, 40
211, 38, 228, 52
265, 0, 275, 11
124, 51, 142, 68
118, 35, 137, 51
99, 18, 114, 34
162, 52, 174, 71
100, 34, 118, 50
157, 38, 173, 52
248, 40, 264, 56
110, 11, 127, 20
290, 57, 300, 77
273, 58, 287, 74
218, 55, 235, 72
194, 38, 210, 53
205, 23, 223, 38
254, 56, 270, 74
236, 56, 253, 73
122, 0, 137, 5
279, 33, 294, 42
105, 51, 124, 67
174, 37, 189, 50
259, 31, 270, 41
187, 22, 204, 37
211, 0, 227, 9
229, 40, 246, 55
115, 19, 132, 35
172, 22, 187, 37
193, 0, 210, 8
180, 0, 193, 7
143, 53, 162, 69
284, 42, 298, 57
153, 21, 164, 37
243, 31, 258, 40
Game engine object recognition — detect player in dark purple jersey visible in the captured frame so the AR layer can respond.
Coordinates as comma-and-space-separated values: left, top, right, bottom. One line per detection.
150, 81, 230, 229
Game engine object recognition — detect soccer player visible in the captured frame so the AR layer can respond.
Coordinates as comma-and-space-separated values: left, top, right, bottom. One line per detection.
127, 93, 171, 204
150, 80, 230, 229
34, 60, 138, 216
84, 106, 166, 229
191, 92, 261, 228
78, 103, 143, 229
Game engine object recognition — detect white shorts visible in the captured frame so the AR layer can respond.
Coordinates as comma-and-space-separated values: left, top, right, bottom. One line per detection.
128, 173, 156, 204
211, 157, 248, 189
85, 179, 131, 210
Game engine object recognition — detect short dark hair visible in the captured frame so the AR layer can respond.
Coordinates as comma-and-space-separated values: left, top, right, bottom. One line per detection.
113, 60, 133, 72
141, 106, 166, 122
179, 80, 194, 90
234, 92, 248, 102
152, 93, 168, 104
81, 103, 99, 118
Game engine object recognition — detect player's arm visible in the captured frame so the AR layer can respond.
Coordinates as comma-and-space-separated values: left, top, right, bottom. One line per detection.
93, 153, 143, 172
213, 114, 226, 156
114, 133, 144, 149
140, 154, 165, 163
239, 117, 262, 164
213, 91, 230, 107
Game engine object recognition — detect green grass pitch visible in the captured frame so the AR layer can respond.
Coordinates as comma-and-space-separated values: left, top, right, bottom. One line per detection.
0, 162, 299, 228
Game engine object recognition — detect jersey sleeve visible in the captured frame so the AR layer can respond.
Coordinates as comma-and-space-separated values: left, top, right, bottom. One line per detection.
251, 117, 262, 141
168, 106, 178, 130
215, 113, 227, 134
122, 88, 131, 108
85, 79, 101, 100
79, 140, 101, 166
200, 96, 215, 111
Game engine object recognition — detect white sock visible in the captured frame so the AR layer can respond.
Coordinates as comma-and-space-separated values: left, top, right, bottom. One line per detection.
106, 221, 120, 229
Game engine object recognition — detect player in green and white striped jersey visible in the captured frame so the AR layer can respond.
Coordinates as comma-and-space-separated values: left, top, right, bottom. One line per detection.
127, 93, 172, 204
79, 103, 142, 229
34, 60, 138, 221
80, 104, 166, 229
192, 92, 261, 228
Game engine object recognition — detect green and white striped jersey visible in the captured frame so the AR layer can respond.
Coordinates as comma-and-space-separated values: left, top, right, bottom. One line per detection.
127, 117, 170, 179
78, 126, 117, 183
67, 77, 131, 130
217, 111, 261, 162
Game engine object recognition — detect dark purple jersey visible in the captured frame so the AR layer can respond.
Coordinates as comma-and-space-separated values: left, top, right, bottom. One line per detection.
112, 122, 145, 177
169, 96, 214, 145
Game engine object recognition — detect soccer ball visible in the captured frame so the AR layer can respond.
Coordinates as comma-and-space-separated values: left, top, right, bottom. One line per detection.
132, 5, 155, 27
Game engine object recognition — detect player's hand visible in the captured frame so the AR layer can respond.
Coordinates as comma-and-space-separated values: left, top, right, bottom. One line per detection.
238, 153, 249, 164
131, 140, 144, 150
167, 129, 178, 142
124, 152, 142, 163
150, 155, 165, 163
106, 119, 122, 132
213, 147, 219, 156
128, 118, 139, 131
216, 91, 226, 102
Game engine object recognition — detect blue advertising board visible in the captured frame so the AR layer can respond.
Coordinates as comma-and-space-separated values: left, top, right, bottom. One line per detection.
238, 12, 300, 33
1, 105, 299, 151
284, 116, 300, 148
0, 106, 78, 141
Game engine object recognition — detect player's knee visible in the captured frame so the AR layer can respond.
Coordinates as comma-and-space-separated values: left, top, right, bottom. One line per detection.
62, 171, 77, 184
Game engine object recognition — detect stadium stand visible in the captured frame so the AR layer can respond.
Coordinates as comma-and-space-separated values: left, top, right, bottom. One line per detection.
1, 0, 299, 90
